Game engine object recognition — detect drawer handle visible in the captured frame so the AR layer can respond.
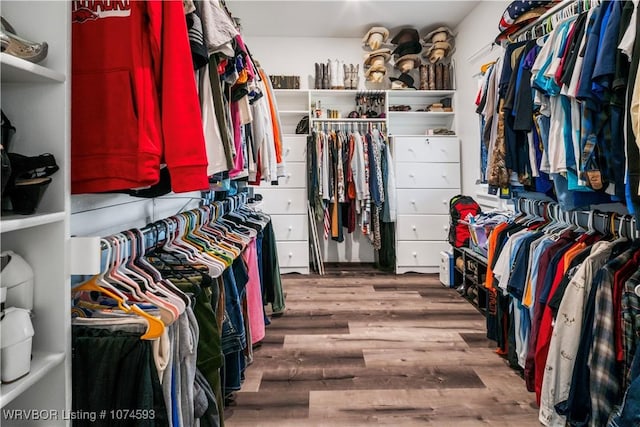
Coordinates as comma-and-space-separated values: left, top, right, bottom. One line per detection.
408, 148, 415, 152
409, 173, 415, 178
441, 173, 447, 178
425, 138, 430, 144
287, 200, 292, 204
286, 147, 291, 153
288, 252, 293, 258
442, 200, 447, 204
288, 226, 293, 231
412, 225, 417, 231
412, 252, 418, 257
287, 173, 292, 178
411, 200, 416, 204
443, 225, 448, 230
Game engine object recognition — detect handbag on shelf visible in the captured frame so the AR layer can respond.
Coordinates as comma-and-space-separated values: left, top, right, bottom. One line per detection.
295, 116, 309, 134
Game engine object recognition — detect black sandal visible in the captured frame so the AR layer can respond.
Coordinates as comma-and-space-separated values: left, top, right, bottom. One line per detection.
3, 152, 59, 215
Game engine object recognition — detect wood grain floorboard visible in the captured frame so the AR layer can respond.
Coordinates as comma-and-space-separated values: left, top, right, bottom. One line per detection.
258, 365, 485, 392
225, 272, 539, 426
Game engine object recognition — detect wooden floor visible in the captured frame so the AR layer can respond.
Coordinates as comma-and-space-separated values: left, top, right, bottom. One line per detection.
224, 269, 540, 426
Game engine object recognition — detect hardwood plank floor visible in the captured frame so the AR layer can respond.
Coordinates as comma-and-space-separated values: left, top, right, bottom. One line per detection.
224, 272, 539, 426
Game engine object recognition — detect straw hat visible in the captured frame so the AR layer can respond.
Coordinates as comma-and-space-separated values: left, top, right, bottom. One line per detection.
362, 26, 390, 51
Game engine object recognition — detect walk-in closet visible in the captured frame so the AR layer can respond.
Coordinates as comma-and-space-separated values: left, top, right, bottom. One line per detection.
1, 0, 639, 426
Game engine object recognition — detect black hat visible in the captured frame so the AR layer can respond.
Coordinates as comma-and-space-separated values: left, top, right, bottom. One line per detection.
389, 73, 416, 89
392, 40, 422, 57
390, 28, 420, 45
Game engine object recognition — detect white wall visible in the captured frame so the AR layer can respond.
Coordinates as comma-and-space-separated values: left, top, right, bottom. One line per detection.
452, 0, 509, 201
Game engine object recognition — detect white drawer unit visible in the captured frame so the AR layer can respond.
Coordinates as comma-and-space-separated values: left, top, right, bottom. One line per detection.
394, 136, 460, 163
396, 163, 460, 189
396, 241, 452, 272
256, 188, 307, 215
395, 215, 450, 241
258, 162, 307, 188
270, 214, 309, 241
277, 241, 310, 268
282, 136, 307, 162
396, 189, 458, 215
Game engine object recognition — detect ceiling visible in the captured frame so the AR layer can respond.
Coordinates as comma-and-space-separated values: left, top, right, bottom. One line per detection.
226, 0, 479, 38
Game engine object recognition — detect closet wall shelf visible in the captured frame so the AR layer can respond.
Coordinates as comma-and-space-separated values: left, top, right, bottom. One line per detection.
388, 111, 455, 117
390, 133, 457, 137
388, 90, 455, 97
311, 118, 386, 122
0, 351, 66, 407
279, 110, 309, 114
0, 211, 66, 233
0, 53, 66, 84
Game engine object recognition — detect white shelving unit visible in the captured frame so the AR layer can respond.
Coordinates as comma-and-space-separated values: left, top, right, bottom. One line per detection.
0, 2, 71, 424
253, 90, 310, 274
387, 90, 456, 136
388, 91, 459, 274
262, 89, 459, 271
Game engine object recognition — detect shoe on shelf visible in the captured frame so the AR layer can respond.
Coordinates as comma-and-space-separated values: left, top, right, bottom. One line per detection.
2, 153, 58, 215
0, 250, 34, 310
0, 16, 48, 63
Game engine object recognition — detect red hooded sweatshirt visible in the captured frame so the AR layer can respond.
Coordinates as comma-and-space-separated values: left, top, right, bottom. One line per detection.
71, 0, 209, 194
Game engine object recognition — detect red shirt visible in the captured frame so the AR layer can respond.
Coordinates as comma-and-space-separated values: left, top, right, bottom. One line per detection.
71, 0, 209, 194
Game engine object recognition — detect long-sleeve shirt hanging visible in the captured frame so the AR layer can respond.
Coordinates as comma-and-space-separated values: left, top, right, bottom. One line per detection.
71, 0, 209, 194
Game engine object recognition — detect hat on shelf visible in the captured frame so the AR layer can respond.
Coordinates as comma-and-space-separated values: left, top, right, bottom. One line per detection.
363, 48, 392, 67
423, 26, 455, 44
390, 73, 416, 90
362, 26, 390, 51
390, 27, 420, 45
392, 40, 422, 58
365, 65, 387, 83
423, 41, 454, 63
394, 54, 421, 73
495, 1, 552, 42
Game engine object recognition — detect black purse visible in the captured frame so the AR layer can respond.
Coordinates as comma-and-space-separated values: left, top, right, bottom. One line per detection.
1, 111, 15, 196
295, 115, 309, 134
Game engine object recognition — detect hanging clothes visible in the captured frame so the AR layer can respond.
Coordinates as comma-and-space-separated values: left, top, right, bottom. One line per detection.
307, 126, 395, 251
71, 0, 209, 194
71, 196, 283, 427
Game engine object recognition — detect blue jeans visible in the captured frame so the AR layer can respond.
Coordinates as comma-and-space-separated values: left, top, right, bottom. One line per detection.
609, 350, 640, 427
220, 264, 246, 355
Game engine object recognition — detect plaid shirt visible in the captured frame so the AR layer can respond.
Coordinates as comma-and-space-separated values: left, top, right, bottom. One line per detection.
622, 269, 640, 389
590, 248, 636, 426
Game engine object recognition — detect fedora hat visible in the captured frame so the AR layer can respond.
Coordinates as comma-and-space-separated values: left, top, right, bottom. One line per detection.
394, 54, 421, 73
363, 48, 392, 67
392, 40, 422, 58
390, 28, 420, 45
362, 26, 389, 51
423, 26, 455, 44
390, 73, 416, 90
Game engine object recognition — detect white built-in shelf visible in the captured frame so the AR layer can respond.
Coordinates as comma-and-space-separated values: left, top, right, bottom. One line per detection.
388, 111, 455, 117
0, 53, 65, 84
311, 118, 386, 122
0, 211, 66, 233
388, 90, 455, 97
0, 351, 66, 407
390, 134, 457, 137
279, 110, 309, 114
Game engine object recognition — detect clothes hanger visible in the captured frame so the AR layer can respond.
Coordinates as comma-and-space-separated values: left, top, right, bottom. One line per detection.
123, 230, 186, 317
73, 238, 164, 340
127, 228, 191, 308
110, 233, 178, 325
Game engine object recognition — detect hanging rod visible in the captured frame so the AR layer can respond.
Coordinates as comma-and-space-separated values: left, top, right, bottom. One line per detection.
508, 0, 584, 41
